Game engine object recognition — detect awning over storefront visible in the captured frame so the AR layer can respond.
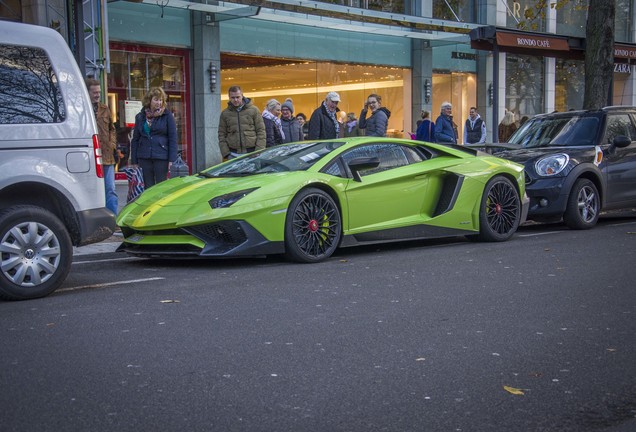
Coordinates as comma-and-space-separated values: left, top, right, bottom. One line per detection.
470, 25, 636, 63
469, 25, 582, 59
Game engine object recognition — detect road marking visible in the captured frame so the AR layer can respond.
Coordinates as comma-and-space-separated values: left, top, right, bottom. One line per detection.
607, 220, 636, 227
518, 231, 566, 237
72, 257, 139, 265
58, 277, 165, 293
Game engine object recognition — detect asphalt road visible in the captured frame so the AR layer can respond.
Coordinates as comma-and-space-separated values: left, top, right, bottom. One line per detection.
2, 214, 636, 432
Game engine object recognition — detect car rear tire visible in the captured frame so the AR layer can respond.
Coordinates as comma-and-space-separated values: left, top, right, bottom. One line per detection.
563, 178, 599, 230
476, 176, 521, 242
284, 188, 341, 263
0, 205, 72, 301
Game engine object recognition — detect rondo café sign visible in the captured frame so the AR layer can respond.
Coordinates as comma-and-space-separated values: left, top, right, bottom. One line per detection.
496, 32, 569, 51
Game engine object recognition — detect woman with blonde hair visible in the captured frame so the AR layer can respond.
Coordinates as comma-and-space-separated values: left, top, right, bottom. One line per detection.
130, 87, 178, 188
498, 109, 518, 142
262, 98, 284, 147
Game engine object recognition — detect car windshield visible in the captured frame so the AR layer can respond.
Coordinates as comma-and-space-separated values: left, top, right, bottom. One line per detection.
203, 141, 345, 177
508, 115, 600, 148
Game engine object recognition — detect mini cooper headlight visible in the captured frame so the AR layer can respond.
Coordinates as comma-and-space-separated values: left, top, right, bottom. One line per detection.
535, 154, 570, 176
209, 188, 258, 209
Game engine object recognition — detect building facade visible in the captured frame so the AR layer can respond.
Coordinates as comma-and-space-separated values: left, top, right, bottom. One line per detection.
2, 0, 635, 175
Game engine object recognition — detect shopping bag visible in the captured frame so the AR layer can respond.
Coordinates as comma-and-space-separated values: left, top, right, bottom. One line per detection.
121, 166, 145, 203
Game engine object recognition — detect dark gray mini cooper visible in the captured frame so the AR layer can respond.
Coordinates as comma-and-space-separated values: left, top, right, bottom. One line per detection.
475, 107, 636, 229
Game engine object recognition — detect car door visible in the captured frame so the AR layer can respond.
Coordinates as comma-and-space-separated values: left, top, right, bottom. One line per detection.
602, 113, 636, 206
338, 143, 430, 234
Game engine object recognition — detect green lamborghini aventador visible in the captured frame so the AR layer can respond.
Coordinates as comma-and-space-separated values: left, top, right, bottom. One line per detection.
116, 138, 528, 263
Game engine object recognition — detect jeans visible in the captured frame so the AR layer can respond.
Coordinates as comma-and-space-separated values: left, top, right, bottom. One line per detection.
103, 164, 118, 216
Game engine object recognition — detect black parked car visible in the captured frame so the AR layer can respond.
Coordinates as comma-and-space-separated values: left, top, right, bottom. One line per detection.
472, 107, 636, 229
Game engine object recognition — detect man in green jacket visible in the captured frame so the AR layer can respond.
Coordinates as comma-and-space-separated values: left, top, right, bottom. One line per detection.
218, 86, 266, 159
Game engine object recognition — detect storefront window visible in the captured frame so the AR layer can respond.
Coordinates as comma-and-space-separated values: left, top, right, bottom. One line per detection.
107, 44, 190, 179
220, 55, 407, 138
555, 58, 584, 111
432, 0, 475, 22
506, 0, 546, 32
506, 54, 544, 120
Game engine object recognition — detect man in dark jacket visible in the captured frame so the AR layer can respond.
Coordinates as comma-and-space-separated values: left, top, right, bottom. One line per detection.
218, 86, 266, 159
308, 91, 341, 140
463, 106, 486, 144
434, 101, 457, 144
280, 98, 304, 143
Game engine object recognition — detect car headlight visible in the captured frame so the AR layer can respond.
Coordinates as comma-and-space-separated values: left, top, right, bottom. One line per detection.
535, 154, 570, 176
209, 188, 258, 209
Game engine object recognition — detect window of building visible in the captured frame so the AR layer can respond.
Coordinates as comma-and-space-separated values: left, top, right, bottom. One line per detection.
432, 0, 475, 22
616, 0, 634, 42
556, 0, 587, 37
0, 44, 65, 124
505, 54, 544, 120
315, 0, 407, 14
506, 0, 546, 32
555, 58, 584, 111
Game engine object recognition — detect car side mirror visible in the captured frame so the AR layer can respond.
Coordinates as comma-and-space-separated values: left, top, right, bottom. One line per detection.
612, 135, 632, 149
348, 157, 380, 182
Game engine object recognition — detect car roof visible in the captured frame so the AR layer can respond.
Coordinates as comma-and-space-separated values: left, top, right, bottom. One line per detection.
531, 106, 636, 119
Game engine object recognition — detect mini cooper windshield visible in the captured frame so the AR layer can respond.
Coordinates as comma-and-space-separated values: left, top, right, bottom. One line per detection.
203, 141, 346, 177
509, 115, 601, 148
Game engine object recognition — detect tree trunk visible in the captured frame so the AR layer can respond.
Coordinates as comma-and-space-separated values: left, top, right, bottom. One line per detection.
583, 0, 616, 109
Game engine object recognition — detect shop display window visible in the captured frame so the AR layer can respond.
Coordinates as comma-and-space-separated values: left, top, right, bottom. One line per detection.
220, 55, 408, 139
556, 58, 584, 111
505, 54, 544, 121
107, 44, 190, 179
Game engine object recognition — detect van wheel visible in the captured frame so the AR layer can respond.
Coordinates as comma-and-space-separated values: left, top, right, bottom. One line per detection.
0, 206, 72, 301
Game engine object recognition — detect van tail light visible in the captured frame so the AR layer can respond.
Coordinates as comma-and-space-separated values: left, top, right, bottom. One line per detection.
93, 134, 104, 178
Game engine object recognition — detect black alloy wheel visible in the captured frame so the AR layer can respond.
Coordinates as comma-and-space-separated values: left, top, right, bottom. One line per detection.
284, 188, 341, 263
477, 176, 521, 242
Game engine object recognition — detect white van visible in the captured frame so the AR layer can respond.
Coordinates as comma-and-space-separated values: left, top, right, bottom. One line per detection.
0, 21, 116, 300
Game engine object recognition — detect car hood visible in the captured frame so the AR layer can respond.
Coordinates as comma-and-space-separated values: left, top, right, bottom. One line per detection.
130, 172, 302, 208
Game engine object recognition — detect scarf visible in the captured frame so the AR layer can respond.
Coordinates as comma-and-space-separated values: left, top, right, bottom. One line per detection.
143, 106, 165, 135
262, 109, 285, 141
323, 101, 340, 136
347, 120, 357, 133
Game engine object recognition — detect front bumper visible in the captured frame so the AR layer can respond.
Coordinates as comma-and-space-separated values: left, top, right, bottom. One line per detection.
525, 177, 569, 220
117, 220, 284, 258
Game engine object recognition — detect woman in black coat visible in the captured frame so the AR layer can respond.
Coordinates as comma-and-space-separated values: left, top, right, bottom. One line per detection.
130, 87, 178, 188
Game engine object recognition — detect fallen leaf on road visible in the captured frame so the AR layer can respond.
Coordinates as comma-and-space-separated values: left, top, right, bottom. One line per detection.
415, 358, 426, 361
160, 299, 180, 303
503, 386, 525, 395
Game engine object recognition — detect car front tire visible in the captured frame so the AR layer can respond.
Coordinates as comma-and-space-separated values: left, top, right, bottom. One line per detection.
284, 188, 341, 263
563, 178, 600, 230
0, 205, 72, 301
476, 176, 521, 242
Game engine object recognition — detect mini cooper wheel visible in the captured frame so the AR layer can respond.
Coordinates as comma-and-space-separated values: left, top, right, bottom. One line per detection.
476, 176, 521, 242
563, 178, 600, 230
285, 188, 341, 263
0, 205, 72, 301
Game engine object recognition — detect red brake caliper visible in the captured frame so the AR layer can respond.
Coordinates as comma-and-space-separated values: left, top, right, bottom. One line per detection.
495, 203, 502, 214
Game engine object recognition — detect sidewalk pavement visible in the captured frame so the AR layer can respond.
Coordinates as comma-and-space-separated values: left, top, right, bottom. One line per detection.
73, 180, 128, 256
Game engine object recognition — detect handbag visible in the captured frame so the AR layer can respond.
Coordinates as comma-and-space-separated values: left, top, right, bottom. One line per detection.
121, 166, 145, 203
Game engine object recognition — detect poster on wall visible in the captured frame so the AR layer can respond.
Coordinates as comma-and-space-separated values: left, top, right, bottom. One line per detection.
124, 100, 143, 127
